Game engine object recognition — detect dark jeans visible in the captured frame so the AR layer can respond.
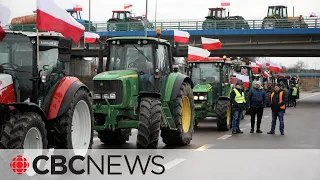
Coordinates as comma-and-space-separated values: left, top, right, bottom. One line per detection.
271, 111, 284, 133
232, 108, 243, 131
250, 107, 264, 130
292, 96, 297, 107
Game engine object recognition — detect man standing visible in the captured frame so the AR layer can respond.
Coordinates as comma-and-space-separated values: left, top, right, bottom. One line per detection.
268, 84, 286, 135
247, 81, 266, 133
230, 82, 246, 134
291, 84, 299, 107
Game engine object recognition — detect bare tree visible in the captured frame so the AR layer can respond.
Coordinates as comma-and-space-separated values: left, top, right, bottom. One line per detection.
293, 60, 307, 72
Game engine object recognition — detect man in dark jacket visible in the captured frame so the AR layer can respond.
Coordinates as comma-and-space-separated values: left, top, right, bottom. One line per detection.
268, 84, 286, 135
247, 81, 267, 133
230, 82, 246, 134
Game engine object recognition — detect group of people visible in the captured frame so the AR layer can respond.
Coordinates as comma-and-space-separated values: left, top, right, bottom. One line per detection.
230, 81, 291, 135
287, 84, 299, 107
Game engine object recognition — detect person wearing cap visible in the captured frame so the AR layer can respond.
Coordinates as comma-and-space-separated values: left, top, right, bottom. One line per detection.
247, 81, 267, 133
229, 82, 246, 134
268, 84, 286, 135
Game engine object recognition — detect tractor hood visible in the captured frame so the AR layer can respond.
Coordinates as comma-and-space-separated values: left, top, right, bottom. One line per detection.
93, 70, 138, 80
193, 83, 212, 93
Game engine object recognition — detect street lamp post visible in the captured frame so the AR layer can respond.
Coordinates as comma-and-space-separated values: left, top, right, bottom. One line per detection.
88, 0, 91, 31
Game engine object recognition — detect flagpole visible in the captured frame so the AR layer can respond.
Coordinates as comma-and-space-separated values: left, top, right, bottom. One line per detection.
36, 29, 40, 68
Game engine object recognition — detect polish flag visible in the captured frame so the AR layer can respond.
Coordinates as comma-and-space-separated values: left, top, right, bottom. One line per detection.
174, 29, 190, 44
256, 61, 263, 68
84, 32, 100, 43
187, 46, 210, 61
221, 0, 230, 6
310, 12, 317, 17
234, 73, 249, 88
201, 37, 222, 50
250, 62, 259, 72
73, 4, 83, 11
263, 71, 269, 77
124, 4, 132, 9
0, 4, 11, 41
267, 61, 281, 72
37, 0, 85, 44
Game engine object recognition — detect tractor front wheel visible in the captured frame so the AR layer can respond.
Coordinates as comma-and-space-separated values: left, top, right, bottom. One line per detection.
136, 97, 162, 148
53, 88, 93, 156
161, 82, 195, 146
216, 99, 232, 131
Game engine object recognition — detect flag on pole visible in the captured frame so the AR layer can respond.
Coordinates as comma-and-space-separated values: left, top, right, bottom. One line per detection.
267, 61, 281, 72
221, 0, 230, 6
187, 46, 210, 61
234, 73, 250, 88
124, 4, 132, 9
84, 32, 100, 43
201, 37, 222, 50
73, 4, 83, 11
173, 30, 190, 44
0, 4, 11, 41
37, 0, 85, 43
310, 12, 317, 17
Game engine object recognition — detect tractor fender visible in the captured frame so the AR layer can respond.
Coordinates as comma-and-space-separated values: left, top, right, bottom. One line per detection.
171, 74, 194, 100
47, 77, 90, 120
7, 102, 47, 121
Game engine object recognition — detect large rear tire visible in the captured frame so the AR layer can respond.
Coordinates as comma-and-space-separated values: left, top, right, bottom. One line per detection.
0, 112, 48, 177
216, 99, 232, 131
136, 97, 162, 148
53, 88, 93, 157
161, 82, 195, 146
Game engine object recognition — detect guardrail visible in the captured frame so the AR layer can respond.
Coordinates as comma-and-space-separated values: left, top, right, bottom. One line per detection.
4, 18, 320, 32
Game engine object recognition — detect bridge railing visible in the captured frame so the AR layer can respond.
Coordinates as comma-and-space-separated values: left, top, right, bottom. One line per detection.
4, 18, 320, 32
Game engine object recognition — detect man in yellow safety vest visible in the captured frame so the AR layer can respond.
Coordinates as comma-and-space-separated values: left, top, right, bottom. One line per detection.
291, 85, 298, 107
267, 84, 287, 135
230, 82, 246, 134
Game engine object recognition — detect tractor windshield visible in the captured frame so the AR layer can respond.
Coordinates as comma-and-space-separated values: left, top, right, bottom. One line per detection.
0, 34, 33, 72
190, 63, 220, 85
108, 44, 154, 73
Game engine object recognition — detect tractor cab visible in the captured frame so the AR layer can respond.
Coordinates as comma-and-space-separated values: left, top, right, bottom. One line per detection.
206, 8, 228, 19
111, 10, 134, 21
266, 5, 288, 19
0, 31, 71, 106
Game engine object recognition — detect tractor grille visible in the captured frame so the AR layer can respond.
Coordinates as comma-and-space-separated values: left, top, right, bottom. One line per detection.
93, 80, 123, 105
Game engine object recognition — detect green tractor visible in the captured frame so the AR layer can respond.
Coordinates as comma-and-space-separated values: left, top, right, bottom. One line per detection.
202, 7, 250, 30
107, 10, 152, 31
187, 57, 234, 130
262, 5, 308, 29
92, 31, 195, 148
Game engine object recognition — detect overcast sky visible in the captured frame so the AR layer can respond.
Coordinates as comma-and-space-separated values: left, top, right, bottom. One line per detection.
1, 0, 320, 69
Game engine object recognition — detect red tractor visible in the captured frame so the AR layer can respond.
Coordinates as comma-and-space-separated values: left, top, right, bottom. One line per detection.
0, 32, 93, 156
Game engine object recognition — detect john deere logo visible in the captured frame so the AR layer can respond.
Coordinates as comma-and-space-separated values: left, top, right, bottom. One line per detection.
100, 82, 103, 86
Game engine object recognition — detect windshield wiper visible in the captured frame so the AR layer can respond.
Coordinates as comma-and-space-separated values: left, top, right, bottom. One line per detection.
132, 44, 152, 63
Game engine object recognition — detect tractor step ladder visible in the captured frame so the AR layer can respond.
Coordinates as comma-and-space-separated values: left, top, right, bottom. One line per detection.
161, 102, 177, 130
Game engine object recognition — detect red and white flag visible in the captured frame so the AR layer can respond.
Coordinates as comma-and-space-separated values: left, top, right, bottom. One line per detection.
250, 62, 259, 72
201, 37, 222, 50
173, 29, 190, 44
221, 0, 230, 6
267, 61, 281, 72
234, 73, 250, 88
37, 0, 85, 43
256, 61, 263, 68
187, 46, 210, 61
310, 12, 317, 17
0, 4, 11, 41
263, 71, 269, 77
73, 4, 83, 11
124, 4, 132, 9
84, 32, 100, 43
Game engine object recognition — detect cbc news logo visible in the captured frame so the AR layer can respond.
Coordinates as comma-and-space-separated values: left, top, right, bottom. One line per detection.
10, 155, 30, 175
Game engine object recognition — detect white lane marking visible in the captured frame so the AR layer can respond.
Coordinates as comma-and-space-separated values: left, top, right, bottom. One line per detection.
246, 123, 251, 126
297, 93, 320, 101
217, 135, 232, 140
194, 144, 214, 151
158, 159, 186, 170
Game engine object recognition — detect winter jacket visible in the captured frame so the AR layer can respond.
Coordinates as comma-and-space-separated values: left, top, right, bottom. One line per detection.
247, 87, 267, 108
271, 90, 287, 112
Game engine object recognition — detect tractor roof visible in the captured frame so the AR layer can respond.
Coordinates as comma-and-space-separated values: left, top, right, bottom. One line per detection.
107, 36, 170, 45
4, 31, 64, 38
268, 5, 287, 8
209, 7, 225, 10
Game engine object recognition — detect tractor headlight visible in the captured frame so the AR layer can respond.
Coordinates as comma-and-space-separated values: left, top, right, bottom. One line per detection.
194, 96, 198, 100
199, 96, 207, 100
93, 94, 101, 99
109, 93, 116, 99
102, 94, 110, 99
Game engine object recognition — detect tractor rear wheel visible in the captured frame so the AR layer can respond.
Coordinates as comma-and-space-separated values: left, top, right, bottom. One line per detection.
161, 82, 195, 146
216, 99, 232, 131
136, 97, 162, 148
53, 88, 93, 156
97, 129, 131, 145
0, 112, 48, 177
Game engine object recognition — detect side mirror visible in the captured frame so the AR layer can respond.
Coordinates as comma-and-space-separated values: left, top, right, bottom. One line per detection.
173, 65, 179, 72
